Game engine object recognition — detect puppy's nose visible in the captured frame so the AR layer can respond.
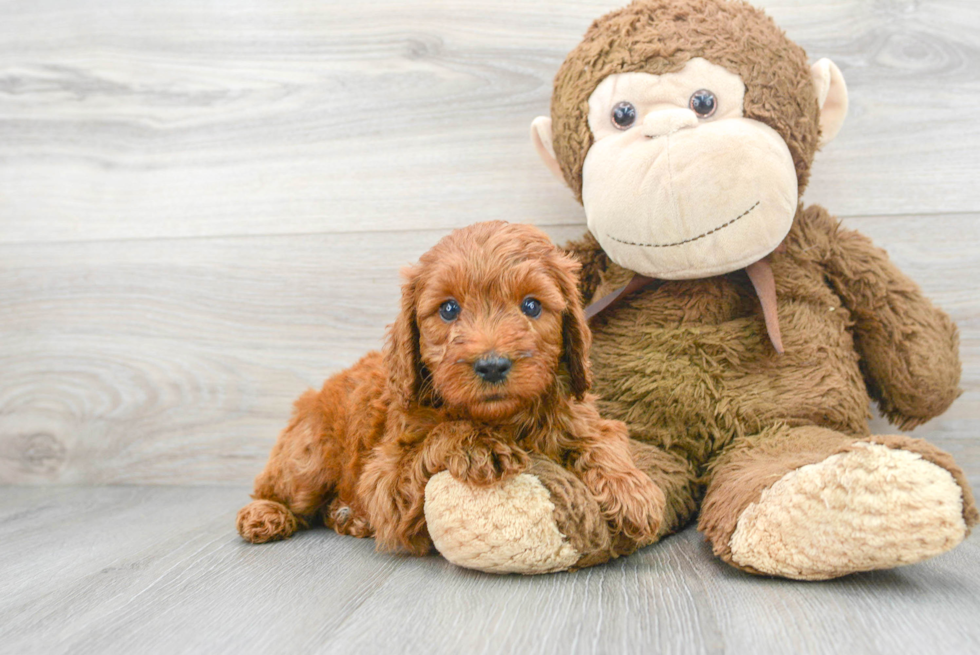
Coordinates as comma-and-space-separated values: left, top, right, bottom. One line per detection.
473, 355, 512, 384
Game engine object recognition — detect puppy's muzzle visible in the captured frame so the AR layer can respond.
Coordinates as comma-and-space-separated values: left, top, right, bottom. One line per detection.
473, 355, 512, 384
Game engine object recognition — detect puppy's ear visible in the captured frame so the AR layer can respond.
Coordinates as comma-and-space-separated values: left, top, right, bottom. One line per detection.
384, 265, 428, 407
553, 253, 593, 399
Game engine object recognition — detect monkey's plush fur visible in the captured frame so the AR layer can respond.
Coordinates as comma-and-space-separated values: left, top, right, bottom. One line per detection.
423, 0, 977, 579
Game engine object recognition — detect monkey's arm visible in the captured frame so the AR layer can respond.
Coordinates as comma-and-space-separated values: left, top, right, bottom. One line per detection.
806, 205, 961, 429
563, 231, 610, 304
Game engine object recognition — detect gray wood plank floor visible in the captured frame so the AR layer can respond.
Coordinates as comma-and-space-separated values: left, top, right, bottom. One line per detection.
1, 486, 978, 655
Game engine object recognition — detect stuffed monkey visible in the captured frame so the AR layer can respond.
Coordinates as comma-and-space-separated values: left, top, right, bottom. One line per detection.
422, 0, 978, 579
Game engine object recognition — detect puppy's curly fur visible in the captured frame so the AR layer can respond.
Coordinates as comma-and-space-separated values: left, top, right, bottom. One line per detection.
237, 222, 665, 554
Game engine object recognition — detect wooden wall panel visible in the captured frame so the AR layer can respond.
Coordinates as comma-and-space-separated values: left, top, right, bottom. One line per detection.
1, 0, 978, 244
1, 0, 978, 485
0, 218, 977, 485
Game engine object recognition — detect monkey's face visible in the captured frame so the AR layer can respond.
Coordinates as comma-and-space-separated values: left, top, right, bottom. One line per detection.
531, 0, 848, 281
580, 58, 797, 279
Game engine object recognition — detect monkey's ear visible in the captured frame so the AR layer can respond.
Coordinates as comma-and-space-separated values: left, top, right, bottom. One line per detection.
531, 116, 565, 182
811, 58, 848, 148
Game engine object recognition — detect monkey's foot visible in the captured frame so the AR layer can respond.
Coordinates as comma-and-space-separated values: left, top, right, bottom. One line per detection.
424, 459, 614, 574
729, 442, 968, 580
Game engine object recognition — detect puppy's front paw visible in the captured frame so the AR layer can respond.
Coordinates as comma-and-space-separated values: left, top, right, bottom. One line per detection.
445, 434, 530, 487
595, 473, 666, 543
620, 477, 666, 543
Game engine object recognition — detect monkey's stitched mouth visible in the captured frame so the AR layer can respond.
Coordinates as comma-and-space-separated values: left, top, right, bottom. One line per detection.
606, 201, 760, 249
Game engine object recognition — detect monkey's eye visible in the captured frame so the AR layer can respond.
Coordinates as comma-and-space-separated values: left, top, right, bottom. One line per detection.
689, 89, 717, 118
610, 101, 637, 130
439, 299, 461, 322
520, 297, 542, 319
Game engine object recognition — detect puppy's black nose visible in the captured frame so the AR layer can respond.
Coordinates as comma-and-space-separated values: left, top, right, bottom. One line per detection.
473, 356, 512, 384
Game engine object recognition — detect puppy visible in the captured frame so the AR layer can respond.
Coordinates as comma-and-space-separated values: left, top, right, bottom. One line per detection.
237, 221, 665, 555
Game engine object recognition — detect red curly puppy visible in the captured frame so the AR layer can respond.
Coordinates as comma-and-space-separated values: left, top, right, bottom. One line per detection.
237, 221, 665, 554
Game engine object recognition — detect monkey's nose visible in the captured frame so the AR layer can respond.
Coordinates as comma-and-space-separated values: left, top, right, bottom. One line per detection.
473, 355, 512, 384
642, 108, 699, 139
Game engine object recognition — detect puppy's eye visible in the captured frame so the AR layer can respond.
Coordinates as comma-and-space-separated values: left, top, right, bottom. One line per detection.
439, 299, 461, 322
520, 297, 542, 319
611, 101, 636, 130
689, 89, 717, 118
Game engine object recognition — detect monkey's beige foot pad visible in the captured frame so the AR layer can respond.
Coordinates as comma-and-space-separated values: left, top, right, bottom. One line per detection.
424, 472, 579, 574
730, 442, 968, 580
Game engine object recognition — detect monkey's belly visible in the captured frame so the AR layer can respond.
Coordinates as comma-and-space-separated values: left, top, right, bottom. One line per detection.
588, 299, 872, 467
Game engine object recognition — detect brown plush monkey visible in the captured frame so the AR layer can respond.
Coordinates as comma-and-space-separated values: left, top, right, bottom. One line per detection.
422, 0, 978, 579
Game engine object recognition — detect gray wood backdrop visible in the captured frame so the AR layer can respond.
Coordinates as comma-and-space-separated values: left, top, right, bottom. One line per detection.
2, 0, 978, 487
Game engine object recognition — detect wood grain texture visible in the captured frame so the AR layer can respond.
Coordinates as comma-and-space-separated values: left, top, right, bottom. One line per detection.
2, 2, 979, 651
0, 1, 978, 489
1, 0, 979, 245
1, 218, 978, 486
0, 225, 587, 484
1, 486, 978, 655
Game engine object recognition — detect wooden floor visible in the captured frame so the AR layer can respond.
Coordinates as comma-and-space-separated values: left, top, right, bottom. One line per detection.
2, 0, 980, 653
1, 486, 978, 655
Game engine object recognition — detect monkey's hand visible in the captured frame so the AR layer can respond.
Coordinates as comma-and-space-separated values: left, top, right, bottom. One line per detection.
430, 421, 530, 487
811, 206, 961, 428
